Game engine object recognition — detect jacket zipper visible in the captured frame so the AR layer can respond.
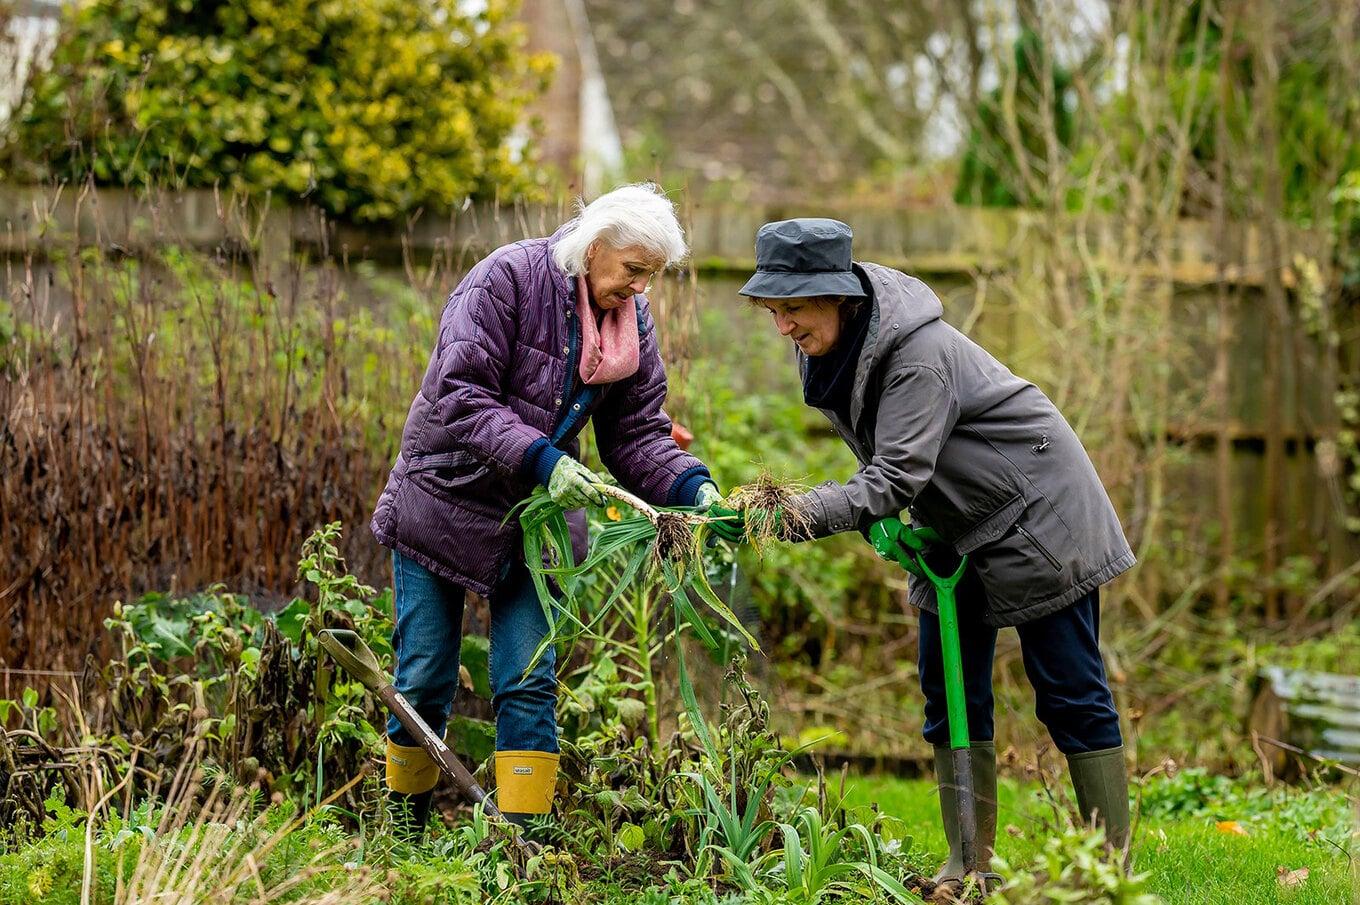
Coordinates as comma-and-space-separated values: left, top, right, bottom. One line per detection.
408, 451, 464, 472
552, 308, 580, 440
1016, 525, 1063, 572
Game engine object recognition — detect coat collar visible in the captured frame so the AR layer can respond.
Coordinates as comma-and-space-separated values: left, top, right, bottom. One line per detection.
849, 264, 886, 428
797, 262, 941, 433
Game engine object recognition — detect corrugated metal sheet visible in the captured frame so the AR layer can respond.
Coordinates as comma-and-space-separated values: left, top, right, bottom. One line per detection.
1257, 666, 1360, 766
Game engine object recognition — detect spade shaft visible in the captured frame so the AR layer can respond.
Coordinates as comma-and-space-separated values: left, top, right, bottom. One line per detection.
927, 555, 982, 877
869, 519, 998, 893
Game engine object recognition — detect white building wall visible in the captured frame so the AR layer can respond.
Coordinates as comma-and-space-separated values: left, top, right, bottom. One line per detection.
1, 1, 60, 126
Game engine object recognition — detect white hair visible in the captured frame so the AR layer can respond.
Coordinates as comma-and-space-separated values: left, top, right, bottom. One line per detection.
551, 183, 688, 277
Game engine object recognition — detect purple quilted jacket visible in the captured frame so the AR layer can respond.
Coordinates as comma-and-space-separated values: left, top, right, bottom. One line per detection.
370, 226, 709, 597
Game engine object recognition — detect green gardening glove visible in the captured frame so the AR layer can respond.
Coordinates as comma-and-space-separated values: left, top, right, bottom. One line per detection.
706, 503, 746, 543
548, 456, 607, 509
868, 517, 941, 578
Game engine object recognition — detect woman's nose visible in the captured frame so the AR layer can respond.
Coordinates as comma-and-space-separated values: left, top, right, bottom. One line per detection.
628, 275, 649, 293
775, 313, 795, 335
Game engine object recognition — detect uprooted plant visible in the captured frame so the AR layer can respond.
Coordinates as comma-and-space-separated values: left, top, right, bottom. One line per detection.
514, 471, 823, 761
722, 472, 815, 547
516, 481, 757, 753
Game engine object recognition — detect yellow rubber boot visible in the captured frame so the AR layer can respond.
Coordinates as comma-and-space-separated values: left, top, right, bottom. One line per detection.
495, 750, 560, 837
386, 738, 440, 837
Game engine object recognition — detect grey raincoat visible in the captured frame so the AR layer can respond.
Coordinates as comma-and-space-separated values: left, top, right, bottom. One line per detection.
795, 263, 1135, 626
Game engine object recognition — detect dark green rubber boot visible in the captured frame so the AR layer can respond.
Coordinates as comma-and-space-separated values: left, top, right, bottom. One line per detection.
1067, 745, 1131, 851
933, 742, 998, 886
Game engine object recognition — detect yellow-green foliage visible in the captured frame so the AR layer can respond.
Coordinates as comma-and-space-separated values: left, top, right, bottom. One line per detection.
3, 0, 553, 220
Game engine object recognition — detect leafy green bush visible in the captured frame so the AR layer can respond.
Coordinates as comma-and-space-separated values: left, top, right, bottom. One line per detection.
1257, 622, 1360, 674
0, 796, 125, 905
2, 0, 552, 220
1138, 768, 1237, 821
97, 523, 396, 803
1138, 767, 1353, 842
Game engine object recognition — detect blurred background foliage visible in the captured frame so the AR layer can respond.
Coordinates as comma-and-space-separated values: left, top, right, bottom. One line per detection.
0, 0, 553, 220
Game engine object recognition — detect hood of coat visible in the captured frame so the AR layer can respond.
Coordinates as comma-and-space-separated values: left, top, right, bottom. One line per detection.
798, 262, 945, 430
859, 261, 945, 342
547, 220, 577, 296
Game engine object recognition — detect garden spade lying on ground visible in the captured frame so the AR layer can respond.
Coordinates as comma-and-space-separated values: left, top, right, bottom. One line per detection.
869, 520, 1002, 897
317, 628, 537, 853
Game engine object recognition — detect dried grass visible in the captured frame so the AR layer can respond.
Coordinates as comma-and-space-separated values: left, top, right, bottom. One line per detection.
0, 188, 472, 673
109, 766, 382, 904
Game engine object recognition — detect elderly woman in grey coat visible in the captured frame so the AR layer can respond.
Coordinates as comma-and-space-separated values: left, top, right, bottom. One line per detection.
710, 218, 1134, 886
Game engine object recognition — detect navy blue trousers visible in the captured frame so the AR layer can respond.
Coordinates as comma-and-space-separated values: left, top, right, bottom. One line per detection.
918, 587, 1122, 755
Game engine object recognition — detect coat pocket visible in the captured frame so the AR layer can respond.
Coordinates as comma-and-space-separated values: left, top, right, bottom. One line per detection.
1015, 524, 1063, 572
952, 493, 1026, 554
406, 449, 489, 496
909, 426, 1028, 551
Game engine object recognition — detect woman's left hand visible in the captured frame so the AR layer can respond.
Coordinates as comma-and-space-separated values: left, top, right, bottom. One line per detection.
694, 482, 723, 509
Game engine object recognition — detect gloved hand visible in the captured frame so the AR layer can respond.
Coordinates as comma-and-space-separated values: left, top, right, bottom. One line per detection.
706, 503, 746, 543
707, 504, 789, 544
547, 456, 607, 509
694, 482, 723, 509
868, 517, 943, 578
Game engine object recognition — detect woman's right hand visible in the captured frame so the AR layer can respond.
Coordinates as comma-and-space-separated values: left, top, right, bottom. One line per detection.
548, 456, 608, 509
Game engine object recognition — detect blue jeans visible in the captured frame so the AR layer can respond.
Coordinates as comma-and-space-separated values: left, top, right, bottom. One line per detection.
386, 551, 558, 753
918, 588, 1122, 755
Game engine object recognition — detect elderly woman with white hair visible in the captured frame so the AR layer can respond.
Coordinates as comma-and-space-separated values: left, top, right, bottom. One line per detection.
369, 184, 721, 834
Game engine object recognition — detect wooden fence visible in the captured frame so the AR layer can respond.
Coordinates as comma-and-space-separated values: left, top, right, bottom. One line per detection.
2, 186, 1354, 616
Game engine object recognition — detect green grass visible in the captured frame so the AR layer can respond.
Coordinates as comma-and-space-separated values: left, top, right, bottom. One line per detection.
839, 772, 1358, 905
5, 771, 1352, 903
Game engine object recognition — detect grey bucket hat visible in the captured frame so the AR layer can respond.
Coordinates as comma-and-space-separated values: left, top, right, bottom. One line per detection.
738, 218, 866, 299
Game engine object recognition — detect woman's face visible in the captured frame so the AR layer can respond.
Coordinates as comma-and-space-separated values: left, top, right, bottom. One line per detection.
759, 297, 843, 356
585, 241, 663, 310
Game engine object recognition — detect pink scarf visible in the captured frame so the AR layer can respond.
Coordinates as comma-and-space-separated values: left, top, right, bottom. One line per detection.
576, 275, 640, 385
